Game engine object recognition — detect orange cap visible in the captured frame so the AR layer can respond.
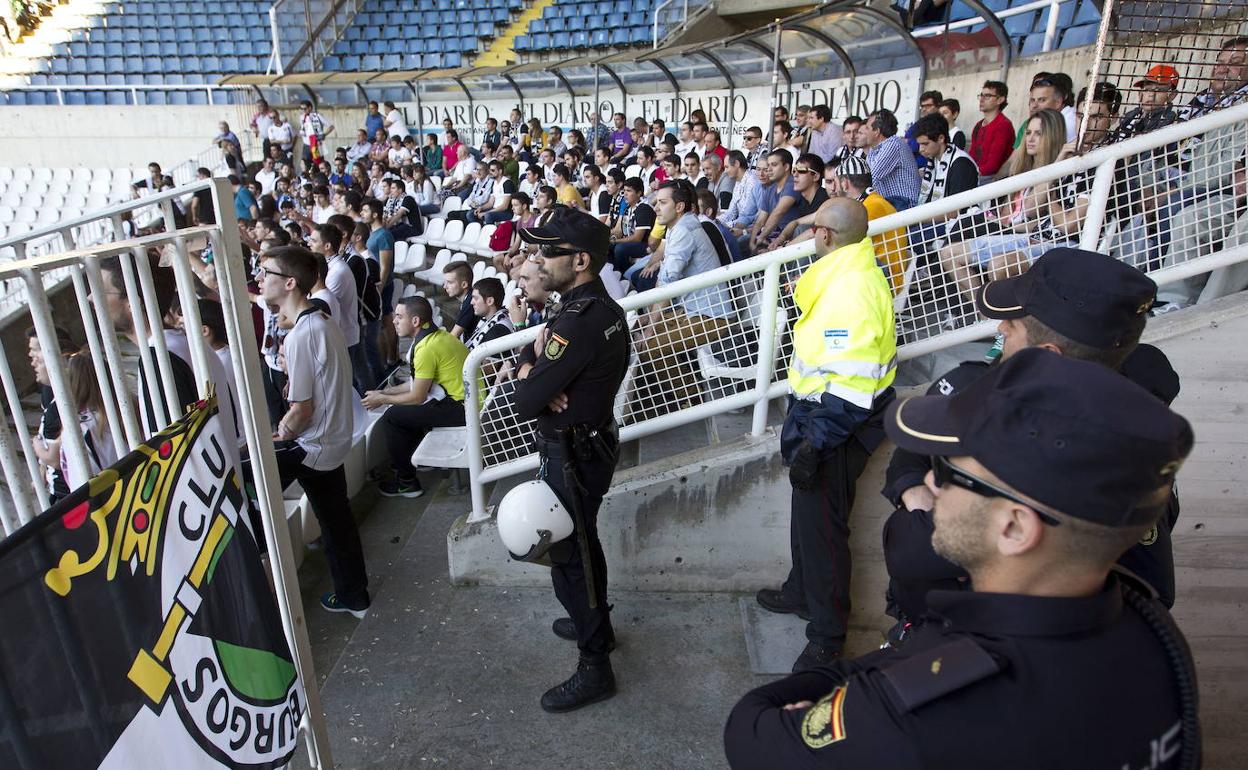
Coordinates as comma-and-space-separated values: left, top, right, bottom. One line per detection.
1135, 64, 1180, 88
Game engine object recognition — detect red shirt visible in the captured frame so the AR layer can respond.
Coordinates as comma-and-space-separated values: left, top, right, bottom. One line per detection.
443, 141, 463, 171
708, 145, 727, 161
970, 114, 1015, 176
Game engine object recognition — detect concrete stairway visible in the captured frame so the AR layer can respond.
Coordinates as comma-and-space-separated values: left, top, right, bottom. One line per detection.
474, 0, 557, 67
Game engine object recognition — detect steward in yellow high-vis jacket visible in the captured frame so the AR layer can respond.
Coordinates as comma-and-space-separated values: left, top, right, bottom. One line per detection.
755, 198, 898, 673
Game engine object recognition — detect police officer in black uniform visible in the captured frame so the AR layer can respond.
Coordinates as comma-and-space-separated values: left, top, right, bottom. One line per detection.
725, 348, 1199, 769
513, 206, 630, 712
881, 248, 1183, 639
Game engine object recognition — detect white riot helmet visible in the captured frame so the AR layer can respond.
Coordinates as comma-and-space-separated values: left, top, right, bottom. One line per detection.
497, 479, 574, 563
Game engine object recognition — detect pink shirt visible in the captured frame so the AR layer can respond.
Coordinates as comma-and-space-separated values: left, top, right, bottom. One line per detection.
443, 141, 463, 171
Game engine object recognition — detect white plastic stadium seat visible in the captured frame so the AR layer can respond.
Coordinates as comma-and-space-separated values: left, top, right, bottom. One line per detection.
414, 248, 453, 284
32, 168, 52, 184
434, 197, 463, 220
431, 218, 464, 249
48, 179, 70, 196
455, 221, 482, 251
412, 427, 470, 469
42, 193, 65, 210
696, 308, 787, 381
73, 167, 94, 182
14, 206, 37, 224
0, 206, 13, 223
469, 224, 496, 256
65, 192, 87, 208
413, 217, 445, 248
395, 242, 426, 274
88, 176, 111, 194
13, 168, 33, 184
393, 240, 408, 273
0, 168, 13, 184
52, 168, 72, 183
86, 193, 109, 210
0, 192, 21, 208
471, 260, 485, 281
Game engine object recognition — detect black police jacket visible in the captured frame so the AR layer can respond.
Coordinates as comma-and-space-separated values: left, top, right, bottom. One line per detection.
514, 277, 629, 432
880, 344, 1182, 606
724, 577, 1189, 769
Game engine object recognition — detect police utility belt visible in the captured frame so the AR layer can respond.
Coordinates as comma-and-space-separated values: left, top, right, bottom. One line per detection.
534, 422, 619, 463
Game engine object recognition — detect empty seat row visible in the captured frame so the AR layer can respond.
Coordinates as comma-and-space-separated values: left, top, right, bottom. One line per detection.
321, 51, 464, 71
1, 89, 244, 106
544, 0, 658, 19
340, 22, 495, 42
364, 0, 518, 11
517, 26, 652, 51
66, 40, 271, 57
116, 0, 267, 14
334, 35, 479, 54
529, 12, 652, 34
42, 55, 268, 75
23, 72, 239, 86
353, 7, 507, 25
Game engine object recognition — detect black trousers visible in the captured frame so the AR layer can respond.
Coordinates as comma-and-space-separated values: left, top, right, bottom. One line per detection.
274, 442, 369, 611
263, 365, 287, 429
538, 429, 619, 664
780, 438, 872, 651
381, 398, 466, 477
881, 505, 965, 621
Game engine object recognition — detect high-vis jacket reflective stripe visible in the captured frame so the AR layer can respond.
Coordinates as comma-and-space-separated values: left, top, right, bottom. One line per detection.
787, 236, 897, 410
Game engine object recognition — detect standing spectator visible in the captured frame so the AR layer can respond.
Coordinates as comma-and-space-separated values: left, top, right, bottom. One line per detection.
363, 199, 397, 366
298, 100, 334, 171
26, 326, 79, 504
251, 99, 277, 158
255, 156, 278, 197
190, 167, 216, 226
267, 113, 295, 163
261, 246, 370, 618
938, 98, 965, 149
309, 224, 363, 389
970, 80, 1014, 182
859, 108, 920, 210
803, 105, 844, 164
754, 197, 895, 671
364, 101, 384, 140
215, 120, 244, 171
344, 219, 384, 389
61, 350, 120, 490
364, 295, 468, 498
231, 174, 258, 223
443, 260, 478, 340
383, 100, 408, 140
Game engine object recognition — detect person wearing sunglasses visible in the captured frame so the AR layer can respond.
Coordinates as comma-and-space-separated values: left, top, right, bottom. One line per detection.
727, 347, 1197, 770
510, 207, 630, 713
881, 248, 1183, 644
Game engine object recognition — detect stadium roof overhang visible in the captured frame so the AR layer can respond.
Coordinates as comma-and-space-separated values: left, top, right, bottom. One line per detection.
219, 0, 963, 106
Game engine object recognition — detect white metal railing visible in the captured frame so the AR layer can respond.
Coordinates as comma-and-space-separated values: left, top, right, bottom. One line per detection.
460, 100, 1248, 521
0, 177, 333, 767
911, 0, 1072, 54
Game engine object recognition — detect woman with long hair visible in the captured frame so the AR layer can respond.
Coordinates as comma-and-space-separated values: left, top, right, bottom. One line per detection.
938, 109, 1069, 321
407, 163, 439, 216
61, 349, 120, 489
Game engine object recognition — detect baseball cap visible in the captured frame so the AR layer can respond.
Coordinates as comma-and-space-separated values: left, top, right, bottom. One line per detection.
885, 348, 1193, 527
976, 248, 1156, 350
1135, 64, 1180, 88
519, 206, 610, 262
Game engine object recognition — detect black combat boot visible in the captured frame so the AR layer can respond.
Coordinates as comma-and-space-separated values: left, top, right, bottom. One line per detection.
540, 656, 617, 713
756, 588, 812, 620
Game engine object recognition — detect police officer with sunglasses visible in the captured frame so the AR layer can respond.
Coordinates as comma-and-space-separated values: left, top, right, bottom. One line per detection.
512, 206, 631, 712
726, 348, 1199, 770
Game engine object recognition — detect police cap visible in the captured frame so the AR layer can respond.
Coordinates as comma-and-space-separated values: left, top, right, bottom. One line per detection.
519, 205, 611, 263
975, 248, 1156, 350
885, 348, 1193, 527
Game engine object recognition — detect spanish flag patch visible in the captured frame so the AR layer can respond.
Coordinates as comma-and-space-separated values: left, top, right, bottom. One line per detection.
544, 332, 569, 360
801, 684, 848, 748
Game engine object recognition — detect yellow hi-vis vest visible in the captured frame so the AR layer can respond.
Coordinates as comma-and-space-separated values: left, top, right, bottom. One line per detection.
788, 236, 897, 409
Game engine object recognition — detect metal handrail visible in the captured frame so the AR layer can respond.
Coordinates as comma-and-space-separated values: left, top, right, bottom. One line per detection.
458, 100, 1248, 521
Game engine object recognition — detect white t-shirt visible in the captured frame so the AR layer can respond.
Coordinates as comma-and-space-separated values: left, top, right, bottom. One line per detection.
312, 203, 333, 224
386, 108, 409, 139
283, 307, 354, 471
311, 287, 340, 323
268, 122, 295, 150
1061, 105, 1077, 142
675, 139, 697, 157
213, 346, 245, 447
326, 255, 361, 346
255, 168, 277, 196
388, 146, 413, 167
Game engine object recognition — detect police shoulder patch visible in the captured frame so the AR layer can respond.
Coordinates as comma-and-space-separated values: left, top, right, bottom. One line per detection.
561, 297, 597, 315
544, 332, 569, 360
878, 637, 1001, 713
801, 685, 849, 749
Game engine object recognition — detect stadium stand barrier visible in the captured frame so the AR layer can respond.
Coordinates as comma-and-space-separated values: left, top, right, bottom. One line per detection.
457, 100, 1248, 521
0, 176, 334, 766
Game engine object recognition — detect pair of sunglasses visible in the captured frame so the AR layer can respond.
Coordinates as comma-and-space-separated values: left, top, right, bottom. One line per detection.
930, 455, 1062, 526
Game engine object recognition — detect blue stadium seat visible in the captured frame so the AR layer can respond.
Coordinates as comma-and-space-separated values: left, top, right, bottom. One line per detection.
105, 56, 125, 71
385, 38, 405, 54
530, 18, 546, 33
382, 53, 401, 69
160, 41, 179, 56
106, 73, 126, 85
609, 27, 629, 46
220, 56, 240, 71
592, 29, 608, 47
1061, 24, 1098, 48
343, 54, 361, 69
515, 34, 530, 51
145, 90, 167, 105
629, 25, 649, 44
144, 73, 164, 84
403, 52, 422, 68
142, 41, 160, 56
86, 91, 106, 105
86, 73, 106, 85
142, 56, 162, 73
1020, 32, 1045, 55
361, 54, 381, 70
324, 55, 343, 70
187, 91, 208, 105
168, 90, 188, 104
86, 56, 106, 72
424, 52, 443, 68
106, 91, 128, 105
531, 32, 551, 50
110, 42, 128, 57
349, 40, 368, 55
64, 91, 86, 105
551, 31, 570, 49
425, 38, 444, 53
571, 30, 589, 48
202, 56, 221, 71
176, 28, 193, 42
444, 51, 462, 67
1004, 12, 1036, 36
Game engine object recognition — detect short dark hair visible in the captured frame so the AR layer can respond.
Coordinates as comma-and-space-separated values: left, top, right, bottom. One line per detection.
443, 260, 472, 284
536, 184, 557, 202
362, 199, 384, 220
682, 151, 700, 164
25, 325, 78, 354
552, 163, 573, 183
327, 213, 354, 240
767, 148, 793, 168
912, 113, 951, 144
196, 166, 211, 178
1078, 81, 1123, 115
315, 223, 343, 253
984, 79, 1009, 107
264, 245, 318, 295
100, 253, 179, 318
657, 179, 696, 214
773, 120, 793, 140
473, 277, 505, 309
622, 177, 644, 194
920, 89, 944, 105
810, 105, 832, 122
195, 299, 228, 346
695, 188, 719, 217
637, 146, 655, 161
725, 149, 747, 169
583, 166, 605, 185
843, 115, 863, 128
512, 191, 532, 206
1020, 314, 1143, 370
868, 108, 899, 137
400, 294, 433, 325
606, 167, 625, 184
795, 153, 825, 177
939, 98, 961, 116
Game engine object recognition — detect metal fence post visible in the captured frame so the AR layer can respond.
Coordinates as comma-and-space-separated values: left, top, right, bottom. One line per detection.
464, 351, 489, 523
751, 260, 781, 437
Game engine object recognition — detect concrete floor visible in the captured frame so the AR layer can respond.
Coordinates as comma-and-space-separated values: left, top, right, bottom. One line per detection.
289, 297, 1248, 769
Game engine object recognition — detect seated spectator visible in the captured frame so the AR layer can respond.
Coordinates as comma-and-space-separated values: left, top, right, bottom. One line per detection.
440, 146, 480, 201
803, 105, 844, 163
719, 150, 762, 235
970, 80, 1014, 183
442, 260, 478, 340
938, 99, 965, 149
860, 108, 920, 210
494, 191, 539, 275
1110, 67, 1178, 144
742, 125, 769, 168
608, 178, 655, 274
1155, 158, 1248, 310
582, 166, 613, 221
346, 129, 371, 164
387, 135, 412, 167
696, 188, 741, 263
383, 177, 421, 240
699, 153, 736, 211
632, 181, 737, 416
451, 164, 494, 218
464, 277, 515, 353
366, 162, 388, 199
552, 163, 585, 209
498, 144, 520, 185
421, 133, 444, 177
635, 146, 660, 194
772, 120, 800, 163
658, 155, 682, 187
443, 129, 465, 173
745, 149, 797, 256
938, 108, 1069, 318
702, 130, 728, 162
368, 128, 389, 164
404, 164, 439, 216
906, 113, 979, 274
508, 256, 548, 330
608, 112, 634, 165
364, 295, 468, 499
766, 153, 830, 250
547, 125, 567, 157
683, 153, 704, 187
674, 121, 697, 157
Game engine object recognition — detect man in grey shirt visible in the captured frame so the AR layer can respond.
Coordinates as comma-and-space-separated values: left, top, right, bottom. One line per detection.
259, 245, 370, 618
631, 180, 737, 419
